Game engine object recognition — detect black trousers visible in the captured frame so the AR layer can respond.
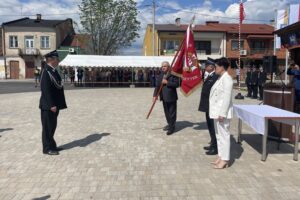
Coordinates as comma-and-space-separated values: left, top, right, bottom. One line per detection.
247, 84, 252, 97
163, 101, 177, 130
205, 112, 217, 148
251, 84, 258, 98
41, 110, 59, 152
258, 85, 264, 99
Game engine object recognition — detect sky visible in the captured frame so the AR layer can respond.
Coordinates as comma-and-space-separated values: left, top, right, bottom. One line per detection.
0, 0, 298, 55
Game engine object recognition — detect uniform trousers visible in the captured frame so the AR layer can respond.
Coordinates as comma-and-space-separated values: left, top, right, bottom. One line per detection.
163, 101, 177, 130
258, 85, 264, 99
41, 110, 59, 152
214, 118, 231, 161
205, 112, 217, 148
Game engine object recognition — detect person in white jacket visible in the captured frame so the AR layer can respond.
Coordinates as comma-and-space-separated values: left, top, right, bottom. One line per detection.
209, 57, 233, 169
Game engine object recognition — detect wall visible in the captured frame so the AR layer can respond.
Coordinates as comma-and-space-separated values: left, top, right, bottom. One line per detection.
0, 57, 4, 79
4, 26, 57, 57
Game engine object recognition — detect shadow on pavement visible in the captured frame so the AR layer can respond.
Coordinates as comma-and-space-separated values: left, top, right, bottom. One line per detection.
0, 128, 13, 134
32, 195, 51, 200
175, 121, 207, 133
59, 133, 110, 151
241, 133, 298, 155
0, 128, 14, 137
230, 136, 244, 166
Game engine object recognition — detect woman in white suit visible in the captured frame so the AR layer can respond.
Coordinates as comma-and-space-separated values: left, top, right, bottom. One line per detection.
209, 57, 233, 169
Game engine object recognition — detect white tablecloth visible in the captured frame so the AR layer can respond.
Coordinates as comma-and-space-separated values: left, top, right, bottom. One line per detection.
233, 105, 300, 135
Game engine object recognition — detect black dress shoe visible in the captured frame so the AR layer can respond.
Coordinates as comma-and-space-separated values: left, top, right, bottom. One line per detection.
163, 125, 169, 131
205, 148, 218, 155
203, 145, 212, 151
166, 129, 174, 135
43, 150, 59, 155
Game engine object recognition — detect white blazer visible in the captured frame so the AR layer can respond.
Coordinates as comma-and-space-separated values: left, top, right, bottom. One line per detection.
209, 71, 233, 119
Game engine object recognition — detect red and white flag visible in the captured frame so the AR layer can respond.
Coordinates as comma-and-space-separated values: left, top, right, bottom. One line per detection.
240, 1, 245, 23
172, 25, 202, 96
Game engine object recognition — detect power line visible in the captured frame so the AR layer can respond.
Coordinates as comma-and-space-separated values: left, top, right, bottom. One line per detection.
157, 5, 272, 22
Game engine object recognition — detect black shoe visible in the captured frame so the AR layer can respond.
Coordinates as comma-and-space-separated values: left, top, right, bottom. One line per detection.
205, 148, 218, 155
203, 145, 213, 151
43, 150, 59, 155
163, 125, 169, 131
166, 129, 175, 135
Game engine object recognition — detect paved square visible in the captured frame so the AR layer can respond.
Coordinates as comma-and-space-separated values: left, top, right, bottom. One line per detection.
0, 88, 300, 200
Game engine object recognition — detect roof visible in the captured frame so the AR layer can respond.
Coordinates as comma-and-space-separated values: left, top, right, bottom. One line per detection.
152, 23, 275, 34
154, 24, 225, 32
2, 17, 72, 28
61, 34, 90, 49
274, 21, 300, 35
59, 55, 174, 68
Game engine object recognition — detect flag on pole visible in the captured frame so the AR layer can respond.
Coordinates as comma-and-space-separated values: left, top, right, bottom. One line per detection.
240, 1, 245, 23
289, 4, 300, 25
171, 25, 202, 96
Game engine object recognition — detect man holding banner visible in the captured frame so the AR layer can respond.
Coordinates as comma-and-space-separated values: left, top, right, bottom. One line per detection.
153, 61, 179, 135
147, 18, 202, 134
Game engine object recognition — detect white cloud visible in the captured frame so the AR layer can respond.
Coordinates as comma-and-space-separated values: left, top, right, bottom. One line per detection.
0, 0, 295, 55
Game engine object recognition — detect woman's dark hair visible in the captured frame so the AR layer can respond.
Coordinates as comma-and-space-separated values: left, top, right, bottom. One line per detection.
216, 57, 230, 70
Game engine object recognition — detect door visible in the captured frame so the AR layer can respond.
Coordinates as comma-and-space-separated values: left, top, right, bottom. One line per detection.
10, 61, 19, 79
25, 61, 35, 78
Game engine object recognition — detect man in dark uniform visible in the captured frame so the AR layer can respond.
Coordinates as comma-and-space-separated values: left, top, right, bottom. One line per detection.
251, 65, 259, 99
39, 50, 67, 155
153, 61, 179, 135
245, 67, 252, 97
199, 58, 219, 155
257, 66, 267, 100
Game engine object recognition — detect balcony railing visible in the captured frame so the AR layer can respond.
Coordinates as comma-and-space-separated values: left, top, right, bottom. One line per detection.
249, 48, 273, 55
196, 48, 221, 55
19, 48, 40, 56
160, 48, 222, 56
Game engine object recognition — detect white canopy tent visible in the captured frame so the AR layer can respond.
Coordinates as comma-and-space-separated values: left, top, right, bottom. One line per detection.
59, 55, 174, 68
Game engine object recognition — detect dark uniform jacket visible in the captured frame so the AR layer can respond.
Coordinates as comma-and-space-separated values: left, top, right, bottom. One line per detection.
153, 72, 179, 102
199, 72, 218, 112
257, 71, 267, 86
39, 64, 67, 110
246, 71, 258, 85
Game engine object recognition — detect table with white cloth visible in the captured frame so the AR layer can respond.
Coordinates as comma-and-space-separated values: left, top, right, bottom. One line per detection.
233, 105, 300, 161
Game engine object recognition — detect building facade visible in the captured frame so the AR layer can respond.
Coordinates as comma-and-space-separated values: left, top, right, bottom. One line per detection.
0, 27, 4, 79
143, 22, 227, 62
2, 15, 74, 79
143, 21, 286, 69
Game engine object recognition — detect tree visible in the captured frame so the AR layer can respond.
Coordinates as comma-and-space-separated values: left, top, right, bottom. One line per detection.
79, 0, 140, 55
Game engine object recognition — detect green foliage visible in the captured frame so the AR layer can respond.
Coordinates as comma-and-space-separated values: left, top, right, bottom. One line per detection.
79, 0, 140, 55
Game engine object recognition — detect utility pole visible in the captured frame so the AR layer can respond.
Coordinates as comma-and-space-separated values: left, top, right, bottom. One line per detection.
152, 0, 156, 56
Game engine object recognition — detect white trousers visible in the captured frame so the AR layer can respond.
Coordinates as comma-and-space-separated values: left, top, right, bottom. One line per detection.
214, 119, 231, 161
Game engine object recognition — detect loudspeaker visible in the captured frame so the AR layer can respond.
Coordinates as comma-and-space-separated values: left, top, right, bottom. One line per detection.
263, 56, 277, 73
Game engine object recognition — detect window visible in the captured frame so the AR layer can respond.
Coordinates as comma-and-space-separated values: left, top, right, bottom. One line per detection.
231, 40, 244, 50
9, 36, 18, 48
41, 36, 50, 49
250, 41, 266, 49
163, 40, 179, 50
25, 36, 34, 48
195, 41, 211, 55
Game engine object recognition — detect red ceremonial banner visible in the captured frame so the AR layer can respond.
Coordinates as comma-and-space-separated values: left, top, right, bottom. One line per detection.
240, 2, 245, 23
171, 25, 202, 96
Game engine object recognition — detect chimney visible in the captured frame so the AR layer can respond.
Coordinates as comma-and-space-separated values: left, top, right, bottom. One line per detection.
206, 21, 219, 25
175, 18, 181, 26
35, 14, 42, 22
